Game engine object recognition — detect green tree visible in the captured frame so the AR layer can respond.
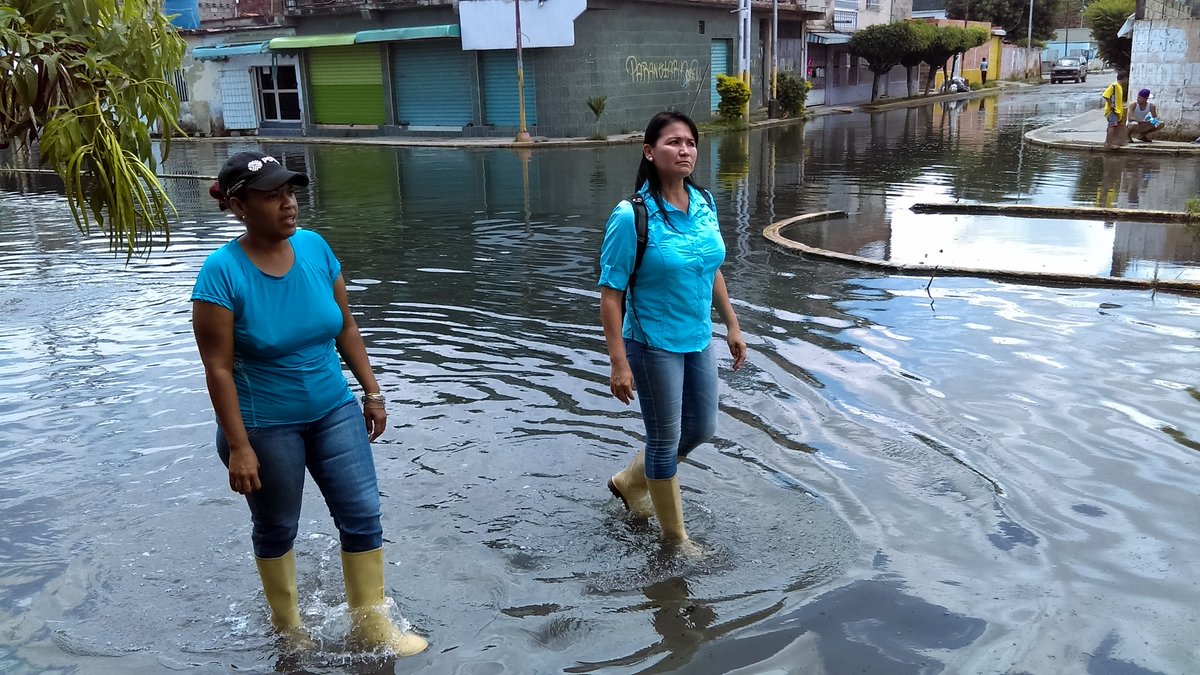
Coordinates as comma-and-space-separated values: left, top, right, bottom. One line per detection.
1084, 0, 1134, 71
849, 21, 926, 102
948, 26, 990, 83
945, 0, 1063, 44
899, 22, 937, 98
920, 25, 967, 94
0, 0, 185, 255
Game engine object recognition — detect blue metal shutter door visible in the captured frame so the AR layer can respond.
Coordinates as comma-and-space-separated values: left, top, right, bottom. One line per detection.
711, 40, 730, 113
391, 42, 474, 127
481, 51, 536, 127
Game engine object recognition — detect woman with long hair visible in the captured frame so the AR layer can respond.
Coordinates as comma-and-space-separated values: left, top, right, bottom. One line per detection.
598, 111, 747, 550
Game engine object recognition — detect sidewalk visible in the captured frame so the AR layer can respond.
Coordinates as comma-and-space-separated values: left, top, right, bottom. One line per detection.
1025, 111, 1200, 155
172, 84, 1020, 150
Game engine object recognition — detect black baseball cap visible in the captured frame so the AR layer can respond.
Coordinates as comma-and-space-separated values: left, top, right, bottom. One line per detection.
217, 151, 309, 197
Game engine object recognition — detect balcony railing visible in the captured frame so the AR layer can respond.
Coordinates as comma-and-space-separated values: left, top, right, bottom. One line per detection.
283, 0, 448, 15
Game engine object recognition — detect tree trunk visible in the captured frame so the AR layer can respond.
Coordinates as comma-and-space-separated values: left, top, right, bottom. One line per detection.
871, 72, 881, 102
925, 66, 938, 95
906, 65, 915, 98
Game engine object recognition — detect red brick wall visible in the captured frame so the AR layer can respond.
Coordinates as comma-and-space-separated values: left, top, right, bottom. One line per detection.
238, 0, 281, 17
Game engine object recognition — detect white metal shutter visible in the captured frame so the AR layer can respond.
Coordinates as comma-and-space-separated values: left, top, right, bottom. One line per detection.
219, 68, 258, 130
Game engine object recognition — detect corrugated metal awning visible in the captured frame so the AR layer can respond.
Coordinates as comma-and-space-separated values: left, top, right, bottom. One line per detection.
192, 42, 270, 60
268, 34, 357, 50
807, 32, 852, 45
355, 25, 460, 44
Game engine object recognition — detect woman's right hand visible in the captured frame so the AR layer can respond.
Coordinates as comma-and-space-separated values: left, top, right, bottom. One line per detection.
227, 446, 262, 494
610, 363, 636, 405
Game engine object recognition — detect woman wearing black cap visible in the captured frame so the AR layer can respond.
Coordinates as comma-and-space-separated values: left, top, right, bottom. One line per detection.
191, 151, 426, 656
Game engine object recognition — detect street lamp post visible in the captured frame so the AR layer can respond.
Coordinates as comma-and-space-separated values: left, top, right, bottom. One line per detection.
1026, 0, 1035, 77
515, 0, 531, 142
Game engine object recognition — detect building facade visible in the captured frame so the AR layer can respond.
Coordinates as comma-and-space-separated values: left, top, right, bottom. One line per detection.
803, 0, 914, 105
175, 0, 824, 138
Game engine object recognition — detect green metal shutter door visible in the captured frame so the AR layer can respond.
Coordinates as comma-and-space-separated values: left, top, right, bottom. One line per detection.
481, 52, 536, 126
308, 45, 385, 125
391, 42, 474, 126
710, 40, 730, 113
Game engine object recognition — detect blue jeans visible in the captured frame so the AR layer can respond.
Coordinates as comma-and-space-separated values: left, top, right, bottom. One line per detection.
217, 400, 383, 559
625, 339, 718, 480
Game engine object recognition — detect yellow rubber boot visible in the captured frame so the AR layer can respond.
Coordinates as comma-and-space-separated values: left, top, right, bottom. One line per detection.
608, 451, 654, 518
254, 550, 315, 649
646, 476, 705, 558
341, 548, 429, 656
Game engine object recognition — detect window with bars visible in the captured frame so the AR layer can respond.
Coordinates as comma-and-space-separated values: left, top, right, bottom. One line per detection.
866, 0, 881, 8
167, 69, 189, 103
256, 65, 302, 122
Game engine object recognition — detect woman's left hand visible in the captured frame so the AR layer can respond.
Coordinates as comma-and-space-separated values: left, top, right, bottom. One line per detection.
363, 402, 387, 441
726, 328, 747, 371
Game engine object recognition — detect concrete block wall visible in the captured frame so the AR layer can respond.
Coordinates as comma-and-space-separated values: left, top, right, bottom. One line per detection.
1140, 0, 1200, 19
1130, 18, 1200, 139
530, 3, 741, 138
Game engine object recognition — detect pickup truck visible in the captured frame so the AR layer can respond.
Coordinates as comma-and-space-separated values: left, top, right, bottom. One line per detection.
1050, 58, 1088, 84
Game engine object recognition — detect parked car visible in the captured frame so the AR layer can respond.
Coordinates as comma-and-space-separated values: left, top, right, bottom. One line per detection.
1050, 58, 1088, 84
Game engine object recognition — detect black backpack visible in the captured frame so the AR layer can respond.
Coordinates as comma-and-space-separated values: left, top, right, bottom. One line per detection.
622, 189, 715, 317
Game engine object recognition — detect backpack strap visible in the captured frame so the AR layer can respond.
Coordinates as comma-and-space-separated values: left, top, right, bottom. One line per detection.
621, 194, 650, 318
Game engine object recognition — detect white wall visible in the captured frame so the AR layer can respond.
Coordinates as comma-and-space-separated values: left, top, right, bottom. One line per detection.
181, 33, 297, 135
1130, 18, 1200, 138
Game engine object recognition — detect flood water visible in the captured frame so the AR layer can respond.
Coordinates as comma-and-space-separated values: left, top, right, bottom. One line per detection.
2, 87, 1199, 674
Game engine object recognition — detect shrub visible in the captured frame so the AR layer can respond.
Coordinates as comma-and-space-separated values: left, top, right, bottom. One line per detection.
1084, 0, 1135, 72
776, 72, 812, 117
716, 74, 751, 122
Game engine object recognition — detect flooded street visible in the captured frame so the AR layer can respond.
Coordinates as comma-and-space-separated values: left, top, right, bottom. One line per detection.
2, 86, 1199, 674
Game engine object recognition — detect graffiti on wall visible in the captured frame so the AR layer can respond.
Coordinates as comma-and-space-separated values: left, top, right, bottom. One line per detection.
625, 56, 703, 88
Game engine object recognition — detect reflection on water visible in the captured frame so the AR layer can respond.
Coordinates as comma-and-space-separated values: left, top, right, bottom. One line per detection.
2, 88, 1199, 674
785, 212, 1200, 281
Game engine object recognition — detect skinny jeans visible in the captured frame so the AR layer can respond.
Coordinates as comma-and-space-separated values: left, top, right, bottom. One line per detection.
625, 339, 718, 480
217, 400, 383, 559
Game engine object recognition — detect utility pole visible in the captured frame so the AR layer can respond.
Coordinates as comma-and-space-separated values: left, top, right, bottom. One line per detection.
738, 0, 751, 120
771, 0, 778, 103
1026, 0, 1035, 78
515, 0, 531, 142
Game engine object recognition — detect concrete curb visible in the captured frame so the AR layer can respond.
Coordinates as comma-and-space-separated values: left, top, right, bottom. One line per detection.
910, 202, 1192, 223
859, 82, 1020, 112
763, 209, 1200, 295
1025, 111, 1200, 155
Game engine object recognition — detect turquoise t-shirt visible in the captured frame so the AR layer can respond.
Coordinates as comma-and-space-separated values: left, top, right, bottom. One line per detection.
598, 183, 726, 353
191, 229, 354, 427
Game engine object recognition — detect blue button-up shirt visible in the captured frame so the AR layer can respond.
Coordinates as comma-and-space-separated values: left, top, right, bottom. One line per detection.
598, 184, 726, 353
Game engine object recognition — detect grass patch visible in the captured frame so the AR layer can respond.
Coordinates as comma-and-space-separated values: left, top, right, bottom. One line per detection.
1187, 197, 1200, 222
698, 117, 750, 134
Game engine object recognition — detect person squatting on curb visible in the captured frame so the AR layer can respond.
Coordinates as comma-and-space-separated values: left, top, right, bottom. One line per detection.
598, 111, 748, 555
1102, 71, 1129, 150
1127, 88, 1165, 143
192, 151, 427, 656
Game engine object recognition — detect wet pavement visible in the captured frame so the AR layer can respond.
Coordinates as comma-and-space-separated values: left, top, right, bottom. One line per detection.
1025, 82, 1200, 154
